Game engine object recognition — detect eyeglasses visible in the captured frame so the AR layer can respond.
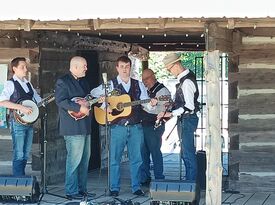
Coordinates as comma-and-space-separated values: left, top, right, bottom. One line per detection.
166, 63, 175, 72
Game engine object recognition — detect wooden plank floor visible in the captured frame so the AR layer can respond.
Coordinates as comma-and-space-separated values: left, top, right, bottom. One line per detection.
1, 148, 275, 205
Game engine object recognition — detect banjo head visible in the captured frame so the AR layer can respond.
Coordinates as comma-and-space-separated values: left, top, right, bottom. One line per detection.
16, 100, 39, 124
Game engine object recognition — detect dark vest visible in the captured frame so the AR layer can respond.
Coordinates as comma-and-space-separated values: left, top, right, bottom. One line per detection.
9, 78, 34, 103
141, 82, 165, 126
111, 78, 142, 125
174, 71, 200, 113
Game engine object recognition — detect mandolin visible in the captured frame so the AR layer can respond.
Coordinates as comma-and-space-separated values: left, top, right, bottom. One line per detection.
68, 90, 120, 120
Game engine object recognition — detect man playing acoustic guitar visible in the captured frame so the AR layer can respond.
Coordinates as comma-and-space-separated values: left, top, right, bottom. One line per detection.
91, 56, 156, 197
0, 57, 42, 176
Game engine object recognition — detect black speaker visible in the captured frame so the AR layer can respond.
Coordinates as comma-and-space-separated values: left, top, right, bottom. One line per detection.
150, 179, 200, 204
197, 150, 206, 190
0, 175, 40, 203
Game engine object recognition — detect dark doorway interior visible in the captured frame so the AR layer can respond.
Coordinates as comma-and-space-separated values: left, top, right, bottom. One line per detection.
77, 50, 101, 170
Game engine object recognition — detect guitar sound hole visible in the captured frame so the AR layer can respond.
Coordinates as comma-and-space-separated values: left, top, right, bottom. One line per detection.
112, 109, 123, 116
116, 102, 124, 111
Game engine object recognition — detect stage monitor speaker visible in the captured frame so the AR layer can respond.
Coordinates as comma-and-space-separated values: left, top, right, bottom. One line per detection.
150, 179, 200, 204
197, 150, 206, 190
0, 175, 40, 203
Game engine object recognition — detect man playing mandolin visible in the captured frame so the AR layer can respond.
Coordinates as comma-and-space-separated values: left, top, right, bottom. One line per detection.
55, 56, 100, 200
0, 57, 42, 176
91, 56, 156, 197
139, 69, 171, 186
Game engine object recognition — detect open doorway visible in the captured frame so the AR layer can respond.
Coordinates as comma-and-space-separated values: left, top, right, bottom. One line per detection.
77, 50, 101, 170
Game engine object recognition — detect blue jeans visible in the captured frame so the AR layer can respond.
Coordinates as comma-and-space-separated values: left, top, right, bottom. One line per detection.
179, 114, 199, 180
10, 119, 33, 176
110, 124, 144, 193
64, 135, 91, 195
140, 125, 165, 182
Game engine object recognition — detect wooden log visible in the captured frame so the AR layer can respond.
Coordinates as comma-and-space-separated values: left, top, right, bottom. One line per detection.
0, 48, 38, 62
239, 53, 275, 64
232, 69, 275, 89
242, 36, 275, 45
204, 50, 222, 205
237, 118, 275, 131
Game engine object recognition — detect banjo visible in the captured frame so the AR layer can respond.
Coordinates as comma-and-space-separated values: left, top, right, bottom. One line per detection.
13, 93, 55, 125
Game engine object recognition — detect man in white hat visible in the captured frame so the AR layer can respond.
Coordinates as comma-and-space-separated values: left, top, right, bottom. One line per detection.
157, 53, 200, 181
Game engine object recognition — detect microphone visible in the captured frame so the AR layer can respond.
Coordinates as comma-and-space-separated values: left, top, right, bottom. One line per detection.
102, 73, 108, 85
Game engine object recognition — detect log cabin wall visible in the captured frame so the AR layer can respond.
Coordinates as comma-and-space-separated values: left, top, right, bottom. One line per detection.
229, 32, 275, 192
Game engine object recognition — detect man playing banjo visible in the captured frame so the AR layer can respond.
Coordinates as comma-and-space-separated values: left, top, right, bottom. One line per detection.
0, 57, 42, 176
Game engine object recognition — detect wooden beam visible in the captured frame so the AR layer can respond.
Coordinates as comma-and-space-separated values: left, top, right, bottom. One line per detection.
227, 18, 235, 29
23, 19, 35, 31
204, 50, 222, 205
242, 36, 275, 45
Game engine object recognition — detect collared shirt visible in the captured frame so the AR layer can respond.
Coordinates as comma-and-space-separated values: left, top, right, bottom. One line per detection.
0, 75, 42, 103
143, 82, 171, 114
172, 69, 196, 117
91, 75, 152, 110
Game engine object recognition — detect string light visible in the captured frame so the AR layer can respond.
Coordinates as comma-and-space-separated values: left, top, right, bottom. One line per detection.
197, 44, 199, 47
98, 32, 101, 36
145, 26, 149, 30
119, 34, 122, 38
185, 34, 189, 37
25, 40, 29, 44
148, 46, 151, 49
254, 24, 257, 29
181, 43, 183, 45
7, 35, 10, 39
15, 37, 18, 41
141, 35, 144, 38
68, 26, 71, 31
201, 33, 204, 37
77, 33, 80, 36
164, 44, 167, 47
164, 33, 167, 37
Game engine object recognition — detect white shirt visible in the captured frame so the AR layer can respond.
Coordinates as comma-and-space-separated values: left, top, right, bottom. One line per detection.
0, 75, 42, 103
172, 69, 197, 117
90, 76, 152, 110
143, 83, 171, 114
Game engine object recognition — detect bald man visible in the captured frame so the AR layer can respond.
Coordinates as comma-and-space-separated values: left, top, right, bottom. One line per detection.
55, 56, 92, 200
139, 69, 171, 186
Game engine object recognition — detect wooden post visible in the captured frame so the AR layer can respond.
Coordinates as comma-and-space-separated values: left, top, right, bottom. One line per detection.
204, 50, 223, 205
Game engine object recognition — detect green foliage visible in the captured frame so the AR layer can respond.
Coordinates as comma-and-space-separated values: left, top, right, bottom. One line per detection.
147, 51, 204, 80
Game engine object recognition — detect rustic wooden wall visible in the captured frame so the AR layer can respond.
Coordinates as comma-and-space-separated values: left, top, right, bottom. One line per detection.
229, 34, 275, 192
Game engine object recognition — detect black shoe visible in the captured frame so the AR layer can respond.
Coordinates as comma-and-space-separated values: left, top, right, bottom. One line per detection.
66, 193, 83, 200
141, 178, 151, 187
133, 189, 145, 196
109, 190, 119, 197
79, 191, 96, 197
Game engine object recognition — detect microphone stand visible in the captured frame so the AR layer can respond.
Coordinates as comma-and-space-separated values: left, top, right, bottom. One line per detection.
102, 80, 110, 195
38, 106, 67, 204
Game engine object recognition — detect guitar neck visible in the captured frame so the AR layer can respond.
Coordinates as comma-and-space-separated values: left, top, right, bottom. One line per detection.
88, 98, 100, 106
122, 95, 170, 108
123, 99, 150, 108
37, 95, 55, 108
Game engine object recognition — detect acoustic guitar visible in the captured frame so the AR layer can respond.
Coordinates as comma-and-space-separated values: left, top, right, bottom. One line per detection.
94, 94, 170, 125
14, 93, 55, 125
